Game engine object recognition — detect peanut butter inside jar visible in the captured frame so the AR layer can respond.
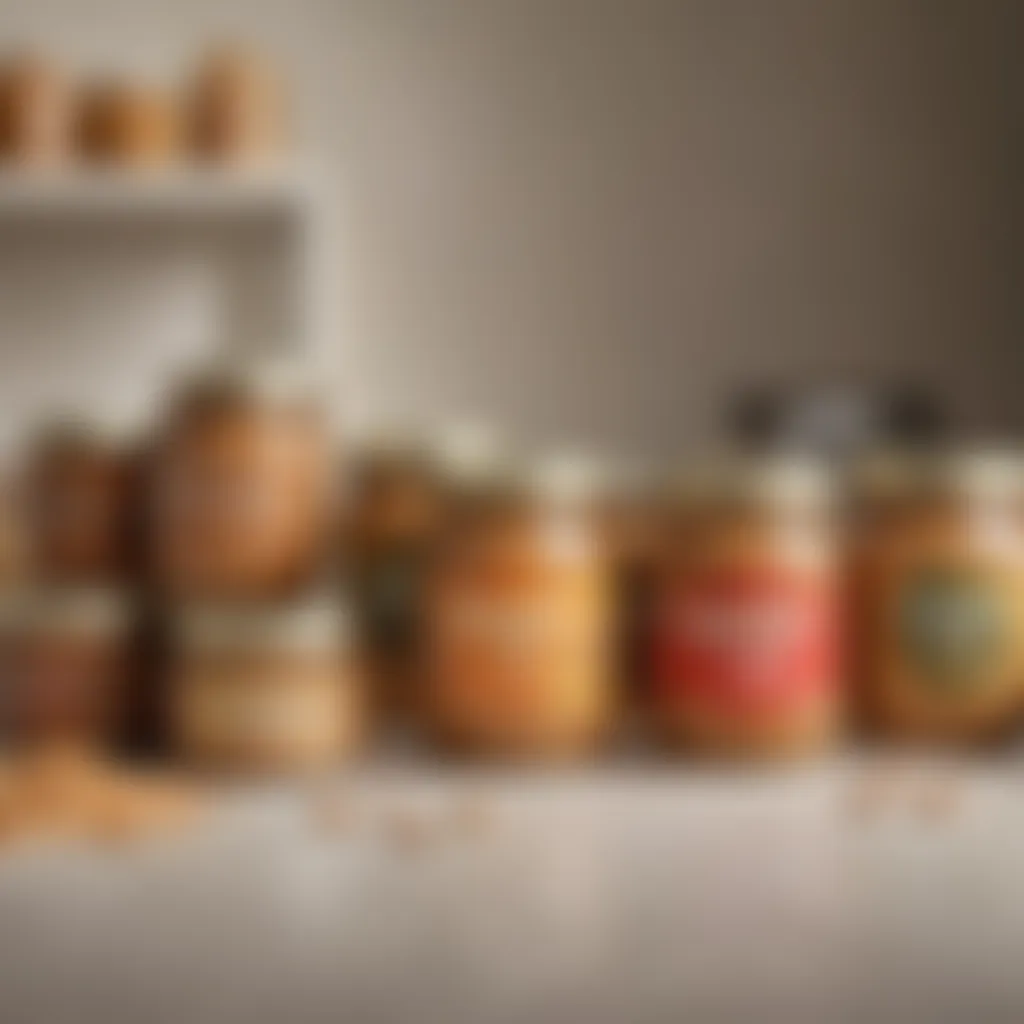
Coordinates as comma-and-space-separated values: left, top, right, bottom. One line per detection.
22, 417, 137, 584
2, 587, 131, 749
646, 458, 841, 759
170, 599, 360, 775
853, 452, 1024, 743
425, 455, 613, 760
152, 359, 334, 599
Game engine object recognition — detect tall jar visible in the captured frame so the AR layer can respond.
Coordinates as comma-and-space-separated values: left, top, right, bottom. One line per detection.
345, 424, 498, 717
21, 417, 138, 584
646, 459, 841, 758
170, 599, 360, 774
2, 587, 131, 748
0, 54, 72, 167
424, 456, 613, 760
854, 453, 1024, 743
152, 359, 334, 599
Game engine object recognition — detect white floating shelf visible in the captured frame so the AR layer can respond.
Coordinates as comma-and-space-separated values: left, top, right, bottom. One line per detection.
0, 166, 315, 218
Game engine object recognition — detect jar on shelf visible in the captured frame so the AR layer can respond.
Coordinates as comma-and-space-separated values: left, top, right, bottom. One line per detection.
151, 358, 335, 599
853, 452, 1024, 743
0, 54, 72, 167
2, 587, 131, 748
21, 417, 138, 584
188, 46, 287, 165
170, 598, 360, 774
76, 79, 182, 168
424, 453, 613, 759
646, 458, 841, 758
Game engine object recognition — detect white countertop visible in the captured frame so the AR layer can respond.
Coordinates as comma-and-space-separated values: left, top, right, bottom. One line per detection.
1, 758, 1022, 1024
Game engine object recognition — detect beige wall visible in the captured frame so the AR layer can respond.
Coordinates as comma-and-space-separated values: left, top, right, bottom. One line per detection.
1, 0, 1021, 453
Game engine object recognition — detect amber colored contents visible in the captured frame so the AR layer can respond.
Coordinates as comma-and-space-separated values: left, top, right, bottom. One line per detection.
152, 384, 333, 599
346, 447, 445, 715
0, 54, 72, 166
22, 428, 137, 583
173, 649, 359, 775
426, 486, 613, 759
188, 46, 287, 164
77, 81, 182, 167
2, 591, 130, 747
853, 481, 1024, 743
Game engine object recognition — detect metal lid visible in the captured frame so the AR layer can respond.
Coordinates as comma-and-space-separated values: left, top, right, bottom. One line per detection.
856, 449, 1024, 504
176, 596, 351, 655
669, 455, 832, 511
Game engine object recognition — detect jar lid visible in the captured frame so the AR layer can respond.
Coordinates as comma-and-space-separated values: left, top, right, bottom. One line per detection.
670, 455, 832, 511
856, 449, 1024, 503
4, 586, 130, 636
176, 596, 350, 655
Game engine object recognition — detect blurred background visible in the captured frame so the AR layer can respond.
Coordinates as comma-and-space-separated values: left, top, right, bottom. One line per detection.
1, 0, 1022, 453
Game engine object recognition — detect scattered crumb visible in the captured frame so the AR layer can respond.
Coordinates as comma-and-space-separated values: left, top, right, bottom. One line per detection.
449, 794, 495, 838
382, 807, 432, 854
312, 792, 354, 837
914, 775, 962, 824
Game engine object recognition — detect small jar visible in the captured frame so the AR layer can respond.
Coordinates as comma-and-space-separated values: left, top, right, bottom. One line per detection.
425, 455, 613, 759
77, 80, 182, 168
152, 358, 334, 599
3, 588, 131, 747
170, 599, 360, 774
853, 452, 1024, 742
646, 458, 841, 758
21, 417, 138, 583
188, 46, 287, 165
345, 423, 499, 716
0, 54, 72, 167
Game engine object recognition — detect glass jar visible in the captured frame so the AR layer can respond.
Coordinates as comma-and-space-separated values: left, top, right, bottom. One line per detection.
647, 458, 840, 758
425, 455, 613, 759
188, 46, 286, 165
853, 452, 1024, 742
346, 435, 443, 715
3, 588, 131, 747
152, 358, 335, 599
77, 80, 181, 168
345, 423, 499, 717
22, 417, 138, 584
170, 598, 360, 774
0, 54, 72, 167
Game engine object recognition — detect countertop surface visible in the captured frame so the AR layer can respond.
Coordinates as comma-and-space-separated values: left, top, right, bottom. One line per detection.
1, 758, 1023, 1024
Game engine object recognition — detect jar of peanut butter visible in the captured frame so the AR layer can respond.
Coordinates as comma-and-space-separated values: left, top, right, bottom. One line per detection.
170, 598, 360, 774
152, 358, 334, 599
4, 587, 131, 748
853, 452, 1024, 743
0, 54, 72, 167
22, 416, 138, 584
188, 46, 287, 165
345, 423, 500, 718
76, 79, 182, 168
647, 458, 840, 758
425, 454, 613, 760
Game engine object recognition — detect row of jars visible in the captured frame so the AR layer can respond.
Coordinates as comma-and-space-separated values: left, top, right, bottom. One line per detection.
0, 46, 286, 169
3, 357, 1024, 770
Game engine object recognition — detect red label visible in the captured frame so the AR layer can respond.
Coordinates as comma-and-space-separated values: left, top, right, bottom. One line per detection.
651, 568, 837, 715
